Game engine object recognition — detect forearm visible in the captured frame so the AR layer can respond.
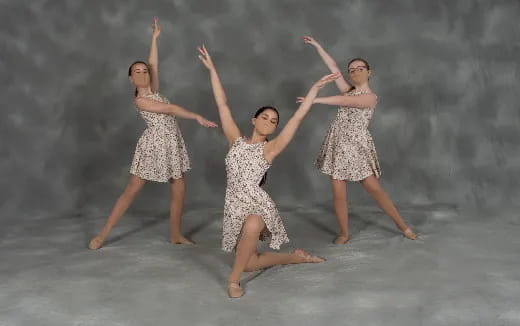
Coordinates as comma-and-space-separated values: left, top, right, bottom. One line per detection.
148, 37, 160, 92
313, 96, 345, 106
268, 87, 319, 158
315, 45, 340, 73
169, 104, 199, 120
314, 94, 376, 108
148, 37, 159, 67
293, 88, 319, 121
209, 68, 228, 107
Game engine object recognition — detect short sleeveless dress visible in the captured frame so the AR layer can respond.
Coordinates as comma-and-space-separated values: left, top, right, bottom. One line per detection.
315, 88, 381, 181
222, 137, 289, 252
129, 93, 191, 182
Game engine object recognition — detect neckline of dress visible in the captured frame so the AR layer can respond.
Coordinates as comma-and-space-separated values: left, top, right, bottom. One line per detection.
242, 137, 267, 145
350, 88, 370, 94
140, 92, 159, 97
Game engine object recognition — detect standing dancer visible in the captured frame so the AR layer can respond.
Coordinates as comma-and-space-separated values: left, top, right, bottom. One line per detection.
301, 36, 417, 244
88, 19, 217, 250
198, 45, 336, 298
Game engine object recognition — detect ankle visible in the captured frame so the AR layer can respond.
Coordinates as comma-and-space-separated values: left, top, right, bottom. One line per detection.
228, 276, 240, 284
290, 251, 303, 263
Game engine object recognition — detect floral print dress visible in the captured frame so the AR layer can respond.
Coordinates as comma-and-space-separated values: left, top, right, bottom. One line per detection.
315, 88, 381, 181
129, 93, 191, 182
222, 137, 289, 252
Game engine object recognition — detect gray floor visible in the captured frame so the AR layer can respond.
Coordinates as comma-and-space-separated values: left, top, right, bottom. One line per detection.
1, 204, 519, 326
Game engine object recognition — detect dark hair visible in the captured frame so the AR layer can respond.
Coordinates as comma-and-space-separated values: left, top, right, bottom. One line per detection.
254, 106, 280, 187
254, 106, 280, 125
347, 57, 370, 70
128, 60, 149, 97
347, 58, 371, 91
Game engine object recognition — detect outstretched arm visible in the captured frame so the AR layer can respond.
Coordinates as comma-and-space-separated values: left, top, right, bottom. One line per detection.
198, 45, 241, 146
314, 94, 377, 108
303, 36, 351, 94
135, 97, 218, 128
148, 18, 161, 93
297, 93, 377, 109
264, 73, 340, 163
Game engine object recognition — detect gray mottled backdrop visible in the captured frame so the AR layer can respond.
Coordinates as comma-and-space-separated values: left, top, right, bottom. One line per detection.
1, 0, 519, 221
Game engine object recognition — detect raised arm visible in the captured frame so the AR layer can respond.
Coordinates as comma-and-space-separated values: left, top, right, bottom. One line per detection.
297, 93, 377, 109
198, 45, 241, 146
148, 18, 161, 93
303, 36, 352, 94
264, 73, 340, 163
135, 97, 218, 128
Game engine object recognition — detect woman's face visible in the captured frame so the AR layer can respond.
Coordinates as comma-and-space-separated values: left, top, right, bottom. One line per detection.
347, 60, 370, 85
252, 109, 279, 136
129, 63, 150, 88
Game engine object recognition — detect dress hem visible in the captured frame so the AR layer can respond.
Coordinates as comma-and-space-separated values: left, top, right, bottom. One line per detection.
316, 165, 381, 182
129, 167, 191, 183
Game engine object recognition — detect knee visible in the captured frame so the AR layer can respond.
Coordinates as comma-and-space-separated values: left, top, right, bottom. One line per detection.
171, 179, 185, 194
362, 180, 382, 196
331, 180, 346, 197
125, 182, 143, 197
170, 177, 185, 186
242, 215, 264, 236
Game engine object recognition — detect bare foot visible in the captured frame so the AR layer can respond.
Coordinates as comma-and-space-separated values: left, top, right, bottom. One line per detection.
293, 248, 325, 263
403, 228, 417, 240
170, 236, 195, 245
227, 281, 244, 298
88, 235, 105, 250
334, 235, 349, 245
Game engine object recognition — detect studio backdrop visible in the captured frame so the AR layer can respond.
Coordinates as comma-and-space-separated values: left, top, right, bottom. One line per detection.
1, 0, 518, 221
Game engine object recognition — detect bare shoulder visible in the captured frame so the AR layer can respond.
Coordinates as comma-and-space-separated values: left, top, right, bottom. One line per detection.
367, 92, 378, 108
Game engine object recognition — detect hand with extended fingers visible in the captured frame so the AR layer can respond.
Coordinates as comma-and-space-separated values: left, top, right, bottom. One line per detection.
197, 44, 215, 70
152, 17, 161, 39
302, 35, 320, 48
296, 72, 340, 103
196, 115, 218, 128
312, 72, 340, 89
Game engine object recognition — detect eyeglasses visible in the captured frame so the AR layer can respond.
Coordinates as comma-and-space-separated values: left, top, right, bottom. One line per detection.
348, 66, 368, 74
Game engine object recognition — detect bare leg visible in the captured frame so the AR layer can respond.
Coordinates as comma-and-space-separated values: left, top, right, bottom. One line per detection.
227, 215, 324, 298
360, 175, 417, 239
168, 177, 193, 244
330, 177, 350, 244
88, 175, 146, 250
228, 215, 265, 292
244, 249, 324, 272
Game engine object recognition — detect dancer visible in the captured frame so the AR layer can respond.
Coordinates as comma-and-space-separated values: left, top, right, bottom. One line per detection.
198, 44, 336, 298
88, 19, 218, 250
301, 36, 417, 244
